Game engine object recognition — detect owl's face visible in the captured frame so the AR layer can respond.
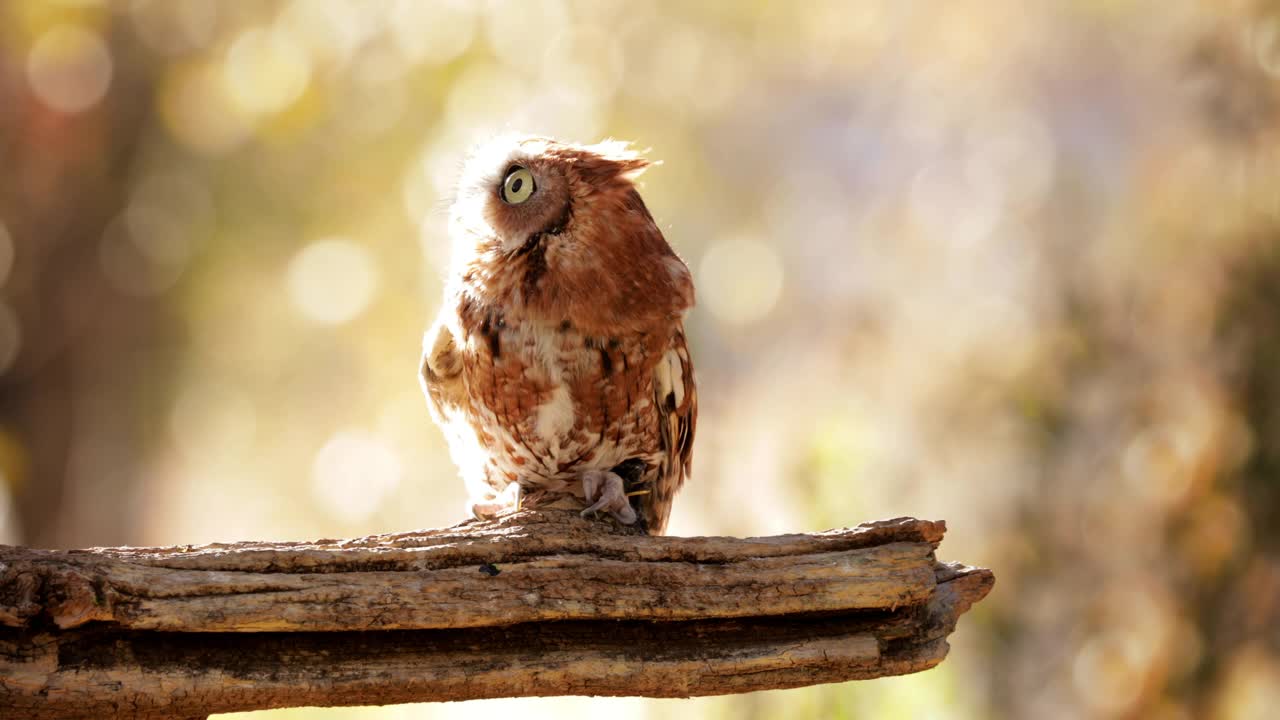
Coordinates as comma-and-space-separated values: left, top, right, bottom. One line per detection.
450, 136, 649, 255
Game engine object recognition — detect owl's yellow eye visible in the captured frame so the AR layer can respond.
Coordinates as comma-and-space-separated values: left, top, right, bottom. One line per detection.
501, 166, 536, 205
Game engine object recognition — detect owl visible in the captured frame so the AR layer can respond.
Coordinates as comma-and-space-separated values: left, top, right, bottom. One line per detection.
419, 136, 696, 535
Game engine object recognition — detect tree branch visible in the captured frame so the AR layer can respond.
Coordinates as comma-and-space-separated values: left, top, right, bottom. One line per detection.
0, 511, 993, 719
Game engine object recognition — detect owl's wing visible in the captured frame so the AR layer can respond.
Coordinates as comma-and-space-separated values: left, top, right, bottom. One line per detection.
648, 322, 696, 534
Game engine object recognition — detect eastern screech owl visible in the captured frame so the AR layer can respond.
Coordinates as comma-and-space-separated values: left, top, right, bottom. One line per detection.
419, 136, 696, 535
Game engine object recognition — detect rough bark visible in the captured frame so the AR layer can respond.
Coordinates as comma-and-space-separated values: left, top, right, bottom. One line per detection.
0, 511, 993, 718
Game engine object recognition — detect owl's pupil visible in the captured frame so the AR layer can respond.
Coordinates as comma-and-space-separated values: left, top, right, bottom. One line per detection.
511, 177, 523, 193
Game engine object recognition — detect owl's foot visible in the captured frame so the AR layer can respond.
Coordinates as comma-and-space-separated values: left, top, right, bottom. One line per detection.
580, 470, 637, 525
423, 322, 463, 381
468, 481, 522, 520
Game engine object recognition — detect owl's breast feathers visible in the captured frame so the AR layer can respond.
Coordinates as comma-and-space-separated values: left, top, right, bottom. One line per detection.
422, 286, 695, 533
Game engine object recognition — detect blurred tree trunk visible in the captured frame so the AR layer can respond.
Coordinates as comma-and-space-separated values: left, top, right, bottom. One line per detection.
0, 23, 161, 548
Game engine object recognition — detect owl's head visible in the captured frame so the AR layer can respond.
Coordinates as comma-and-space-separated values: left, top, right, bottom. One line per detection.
446, 134, 692, 333
449, 135, 652, 255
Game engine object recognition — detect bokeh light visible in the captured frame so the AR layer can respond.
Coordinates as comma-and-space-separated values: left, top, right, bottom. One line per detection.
99, 211, 187, 296
311, 429, 403, 524
224, 26, 312, 118
25, 24, 113, 113
287, 238, 380, 325
388, 0, 476, 67
159, 59, 253, 154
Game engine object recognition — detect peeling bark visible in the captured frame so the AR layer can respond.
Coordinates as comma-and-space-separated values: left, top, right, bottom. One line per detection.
0, 511, 993, 719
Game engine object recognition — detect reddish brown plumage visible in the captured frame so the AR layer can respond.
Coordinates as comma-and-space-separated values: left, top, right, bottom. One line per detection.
420, 136, 696, 534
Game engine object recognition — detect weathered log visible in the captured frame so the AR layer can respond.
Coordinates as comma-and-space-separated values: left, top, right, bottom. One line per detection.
0, 511, 993, 719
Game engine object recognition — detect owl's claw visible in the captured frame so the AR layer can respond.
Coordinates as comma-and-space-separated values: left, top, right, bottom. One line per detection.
580, 470, 637, 525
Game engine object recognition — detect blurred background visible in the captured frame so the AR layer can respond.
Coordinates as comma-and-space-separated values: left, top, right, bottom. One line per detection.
2, 0, 1278, 718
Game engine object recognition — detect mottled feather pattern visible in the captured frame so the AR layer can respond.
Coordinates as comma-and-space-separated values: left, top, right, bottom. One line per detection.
421, 136, 696, 534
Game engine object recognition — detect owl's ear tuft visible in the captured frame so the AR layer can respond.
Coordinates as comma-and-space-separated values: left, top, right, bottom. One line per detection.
577, 140, 657, 186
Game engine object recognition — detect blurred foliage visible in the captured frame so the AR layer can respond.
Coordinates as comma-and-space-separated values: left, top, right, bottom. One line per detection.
2, 1, 1280, 718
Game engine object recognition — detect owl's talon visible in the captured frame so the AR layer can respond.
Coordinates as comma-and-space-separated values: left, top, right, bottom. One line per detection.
580, 470, 637, 525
